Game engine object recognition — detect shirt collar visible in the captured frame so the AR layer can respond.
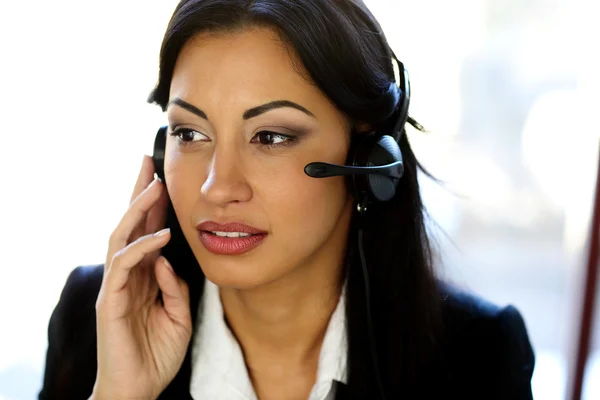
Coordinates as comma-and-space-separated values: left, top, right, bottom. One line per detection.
190, 279, 348, 400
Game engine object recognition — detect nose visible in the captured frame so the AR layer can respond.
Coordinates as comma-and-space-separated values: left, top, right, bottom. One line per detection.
201, 145, 252, 207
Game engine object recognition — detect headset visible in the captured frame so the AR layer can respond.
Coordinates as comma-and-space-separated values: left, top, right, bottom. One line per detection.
304, 54, 409, 400
304, 55, 409, 215
152, 53, 409, 400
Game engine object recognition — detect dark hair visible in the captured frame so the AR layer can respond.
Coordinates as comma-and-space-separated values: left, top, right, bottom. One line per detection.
148, 0, 442, 397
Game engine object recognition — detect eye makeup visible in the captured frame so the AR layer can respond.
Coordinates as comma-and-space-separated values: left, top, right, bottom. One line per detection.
169, 126, 309, 150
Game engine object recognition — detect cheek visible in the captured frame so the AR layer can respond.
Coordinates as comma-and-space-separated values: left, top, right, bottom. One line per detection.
254, 137, 351, 233
258, 162, 349, 236
164, 151, 205, 225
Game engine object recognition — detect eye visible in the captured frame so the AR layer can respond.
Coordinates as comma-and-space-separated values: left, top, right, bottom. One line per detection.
251, 131, 296, 147
169, 127, 209, 145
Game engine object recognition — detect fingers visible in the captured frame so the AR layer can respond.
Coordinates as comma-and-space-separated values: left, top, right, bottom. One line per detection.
145, 187, 170, 262
126, 156, 159, 245
104, 229, 172, 294
130, 155, 156, 205
146, 184, 169, 235
108, 178, 165, 260
155, 256, 192, 330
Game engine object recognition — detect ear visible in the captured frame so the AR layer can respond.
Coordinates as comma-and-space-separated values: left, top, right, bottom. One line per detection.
353, 121, 374, 135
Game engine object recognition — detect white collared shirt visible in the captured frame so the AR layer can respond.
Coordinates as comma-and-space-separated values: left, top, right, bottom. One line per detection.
190, 279, 348, 400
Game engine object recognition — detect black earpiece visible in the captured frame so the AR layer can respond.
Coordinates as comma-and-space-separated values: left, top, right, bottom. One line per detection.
153, 126, 168, 182
304, 134, 404, 202
304, 58, 410, 212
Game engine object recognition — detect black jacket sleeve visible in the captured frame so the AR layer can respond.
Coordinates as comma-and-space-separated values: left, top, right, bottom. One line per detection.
491, 305, 536, 399
38, 265, 103, 400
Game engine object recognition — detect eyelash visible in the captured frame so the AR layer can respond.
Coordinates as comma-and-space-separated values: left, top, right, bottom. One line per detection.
169, 128, 297, 148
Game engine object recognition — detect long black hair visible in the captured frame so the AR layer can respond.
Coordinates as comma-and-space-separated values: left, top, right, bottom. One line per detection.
148, 0, 442, 397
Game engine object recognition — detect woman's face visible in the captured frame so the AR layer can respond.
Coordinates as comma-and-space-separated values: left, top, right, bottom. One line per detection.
165, 27, 353, 289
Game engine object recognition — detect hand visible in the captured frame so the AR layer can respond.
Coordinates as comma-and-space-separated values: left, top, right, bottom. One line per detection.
92, 155, 192, 400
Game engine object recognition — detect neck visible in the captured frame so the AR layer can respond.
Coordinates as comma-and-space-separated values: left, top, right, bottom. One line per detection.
220, 256, 345, 373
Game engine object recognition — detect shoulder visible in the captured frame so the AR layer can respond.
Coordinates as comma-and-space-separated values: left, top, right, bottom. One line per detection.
59, 264, 104, 303
431, 281, 535, 398
50, 265, 104, 328
48, 264, 104, 337
39, 265, 104, 399
439, 281, 528, 332
438, 281, 534, 359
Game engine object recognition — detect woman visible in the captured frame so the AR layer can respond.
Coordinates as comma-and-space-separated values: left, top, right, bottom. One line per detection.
39, 0, 535, 399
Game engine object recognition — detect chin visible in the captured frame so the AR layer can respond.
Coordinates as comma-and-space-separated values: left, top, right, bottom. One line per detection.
198, 257, 284, 290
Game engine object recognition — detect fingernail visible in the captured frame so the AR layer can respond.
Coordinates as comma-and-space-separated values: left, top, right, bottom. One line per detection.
150, 177, 162, 187
164, 258, 175, 274
154, 173, 163, 183
154, 228, 170, 237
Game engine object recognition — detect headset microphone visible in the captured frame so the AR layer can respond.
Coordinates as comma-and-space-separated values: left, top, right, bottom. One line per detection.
303, 57, 408, 212
304, 132, 405, 206
304, 161, 403, 179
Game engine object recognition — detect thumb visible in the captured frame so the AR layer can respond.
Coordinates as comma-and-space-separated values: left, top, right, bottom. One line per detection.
155, 256, 191, 330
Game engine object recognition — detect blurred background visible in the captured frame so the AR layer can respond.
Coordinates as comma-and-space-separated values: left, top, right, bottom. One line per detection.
0, 0, 598, 398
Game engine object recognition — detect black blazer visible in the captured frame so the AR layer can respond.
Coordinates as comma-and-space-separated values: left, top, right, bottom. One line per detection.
38, 265, 535, 399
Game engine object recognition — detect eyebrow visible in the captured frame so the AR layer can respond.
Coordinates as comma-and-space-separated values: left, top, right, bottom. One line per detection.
167, 97, 315, 120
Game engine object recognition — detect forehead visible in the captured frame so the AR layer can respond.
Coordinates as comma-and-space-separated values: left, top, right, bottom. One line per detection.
169, 27, 321, 104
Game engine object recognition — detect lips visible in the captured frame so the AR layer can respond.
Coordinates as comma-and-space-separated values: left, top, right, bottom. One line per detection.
196, 221, 267, 235
196, 221, 268, 255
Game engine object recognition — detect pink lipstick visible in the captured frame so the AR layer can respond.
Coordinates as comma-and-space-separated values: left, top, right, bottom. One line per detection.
196, 221, 267, 255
